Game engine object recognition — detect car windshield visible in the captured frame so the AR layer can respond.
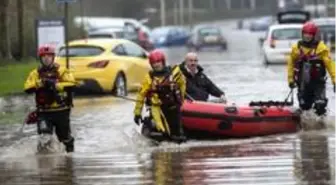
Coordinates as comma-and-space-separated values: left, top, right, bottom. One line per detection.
88, 31, 124, 39
89, 34, 114, 38
272, 28, 301, 40
199, 28, 220, 36
58, 46, 104, 57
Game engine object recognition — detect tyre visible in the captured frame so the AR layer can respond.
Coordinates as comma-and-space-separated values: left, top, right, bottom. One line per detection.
112, 73, 127, 96
221, 43, 227, 50
262, 54, 270, 66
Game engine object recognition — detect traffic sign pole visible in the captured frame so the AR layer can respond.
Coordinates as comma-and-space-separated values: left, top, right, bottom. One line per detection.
64, 2, 69, 69
57, 0, 76, 106
56, 0, 76, 69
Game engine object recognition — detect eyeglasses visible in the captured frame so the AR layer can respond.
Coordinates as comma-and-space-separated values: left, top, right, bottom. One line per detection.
188, 59, 198, 62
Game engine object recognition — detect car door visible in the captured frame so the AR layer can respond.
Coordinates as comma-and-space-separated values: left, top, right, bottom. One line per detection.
111, 44, 138, 87
122, 42, 150, 87
177, 28, 189, 45
167, 29, 179, 46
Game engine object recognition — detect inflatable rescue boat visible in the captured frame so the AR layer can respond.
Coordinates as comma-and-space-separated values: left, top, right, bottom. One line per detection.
140, 99, 301, 142
181, 101, 300, 139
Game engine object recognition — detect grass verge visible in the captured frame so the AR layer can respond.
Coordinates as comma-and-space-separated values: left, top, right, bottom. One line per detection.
0, 58, 38, 96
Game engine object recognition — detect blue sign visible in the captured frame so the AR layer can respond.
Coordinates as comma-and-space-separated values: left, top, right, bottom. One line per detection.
56, 0, 76, 3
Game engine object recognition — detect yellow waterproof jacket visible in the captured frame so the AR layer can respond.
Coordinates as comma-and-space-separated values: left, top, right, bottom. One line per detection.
24, 66, 76, 112
287, 41, 335, 84
134, 65, 186, 115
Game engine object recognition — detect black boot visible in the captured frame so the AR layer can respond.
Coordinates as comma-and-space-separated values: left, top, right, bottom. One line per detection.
64, 137, 74, 153
170, 134, 187, 143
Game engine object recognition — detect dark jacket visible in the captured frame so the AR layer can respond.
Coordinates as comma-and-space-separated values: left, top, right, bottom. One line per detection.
179, 62, 224, 101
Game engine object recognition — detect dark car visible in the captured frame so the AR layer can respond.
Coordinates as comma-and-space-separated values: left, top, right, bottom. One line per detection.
187, 25, 227, 51
249, 16, 275, 32
151, 26, 190, 48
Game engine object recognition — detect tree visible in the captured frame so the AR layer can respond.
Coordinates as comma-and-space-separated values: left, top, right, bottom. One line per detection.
0, 0, 12, 59
17, 0, 24, 60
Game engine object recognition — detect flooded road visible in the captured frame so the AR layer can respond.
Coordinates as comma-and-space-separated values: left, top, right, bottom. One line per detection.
0, 21, 335, 185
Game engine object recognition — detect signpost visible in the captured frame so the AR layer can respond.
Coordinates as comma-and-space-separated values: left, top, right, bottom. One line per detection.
36, 18, 65, 53
56, 0, 77, 106
56, 0, 77, 69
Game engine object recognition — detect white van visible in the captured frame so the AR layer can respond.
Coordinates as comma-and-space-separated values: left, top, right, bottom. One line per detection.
74, 17, 151, 41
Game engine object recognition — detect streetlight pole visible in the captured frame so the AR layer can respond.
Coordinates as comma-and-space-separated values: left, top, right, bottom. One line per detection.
314, 0, 319, 18
179, 0, 184, 25
40, 0, 46, 14
160, 0, 166, 26
188, 0, 193, 29
173, 0, 178, 25
324, 0, 328, 16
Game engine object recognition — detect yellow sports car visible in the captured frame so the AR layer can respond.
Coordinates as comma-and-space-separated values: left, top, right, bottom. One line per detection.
55, 38, 151, 96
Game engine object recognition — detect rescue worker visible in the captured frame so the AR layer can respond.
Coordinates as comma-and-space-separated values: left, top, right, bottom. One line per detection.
287, 21, 335, 116
133, 49, 186, 141
179, 52, 227, 102
24, 45, 76, 153
136, 26, 148, 49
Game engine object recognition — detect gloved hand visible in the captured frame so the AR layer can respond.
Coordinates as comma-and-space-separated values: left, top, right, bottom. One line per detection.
134, 115, 142, 125
220, 94, 227, 104
289, 82, 295, 89
43, 79, 56, 90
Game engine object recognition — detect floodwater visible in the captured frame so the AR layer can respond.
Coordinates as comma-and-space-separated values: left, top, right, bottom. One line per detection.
0, 19, 335, 185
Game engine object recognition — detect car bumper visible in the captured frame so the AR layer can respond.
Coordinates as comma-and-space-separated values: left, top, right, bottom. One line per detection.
199, 41, 227, 46
73, 70, 114, 93
264, 49, 290, 64
75, 79, 104, 94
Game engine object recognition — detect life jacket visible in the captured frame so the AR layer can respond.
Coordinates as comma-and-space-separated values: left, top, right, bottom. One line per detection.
294, 41, 326, 85
36, 65, 66, 109
138, 30, 147, 42
147, 66, 182, 107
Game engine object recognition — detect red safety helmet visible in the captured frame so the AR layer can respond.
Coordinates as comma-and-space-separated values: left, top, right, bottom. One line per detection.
148, 49, 166, 66
302, 22, 319, 36
38, 45, 56, 57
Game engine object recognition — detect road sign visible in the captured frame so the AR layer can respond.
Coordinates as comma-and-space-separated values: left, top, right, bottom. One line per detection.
56, 0, 76, 3
35, 18, 65, 55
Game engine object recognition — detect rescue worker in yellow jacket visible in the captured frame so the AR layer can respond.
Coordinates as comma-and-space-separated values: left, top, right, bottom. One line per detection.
24, 45, 76, 152
133, 49, 186, 141
287, 21, 335, 116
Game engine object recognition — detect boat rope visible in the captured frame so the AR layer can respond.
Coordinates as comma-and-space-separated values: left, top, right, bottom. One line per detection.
249, 89, 294, 107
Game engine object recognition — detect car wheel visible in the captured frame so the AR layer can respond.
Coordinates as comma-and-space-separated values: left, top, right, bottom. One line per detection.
112, 73, 127, 96
195, 45, 201, 52
221, 44, 227, 51
263, 55, 270, 66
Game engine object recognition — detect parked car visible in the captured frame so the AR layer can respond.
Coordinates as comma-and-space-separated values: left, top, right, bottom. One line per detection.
75, 17, 153, 50
55, 38, 151, 95
186, 25, 227, 51
312, 17, 335, 51
88, 27, 125, 39
151, 26, 190, 48
249, 16, 276, 47
250, 16, 275, 32
261, 10, 310, 65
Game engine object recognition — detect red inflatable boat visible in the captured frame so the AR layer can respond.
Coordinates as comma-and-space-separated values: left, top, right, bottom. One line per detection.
181, 100, 300, 138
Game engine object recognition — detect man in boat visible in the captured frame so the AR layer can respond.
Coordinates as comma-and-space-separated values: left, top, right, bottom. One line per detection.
179, 52, 227, 102
24, 44, 76, 153
287, 21, 335, 116
133, 49, 187, 141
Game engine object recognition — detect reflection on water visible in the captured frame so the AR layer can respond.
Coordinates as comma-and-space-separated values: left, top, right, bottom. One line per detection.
0, 133, 334, 185
294, 133, 334, 185
0, 155, 74, 185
